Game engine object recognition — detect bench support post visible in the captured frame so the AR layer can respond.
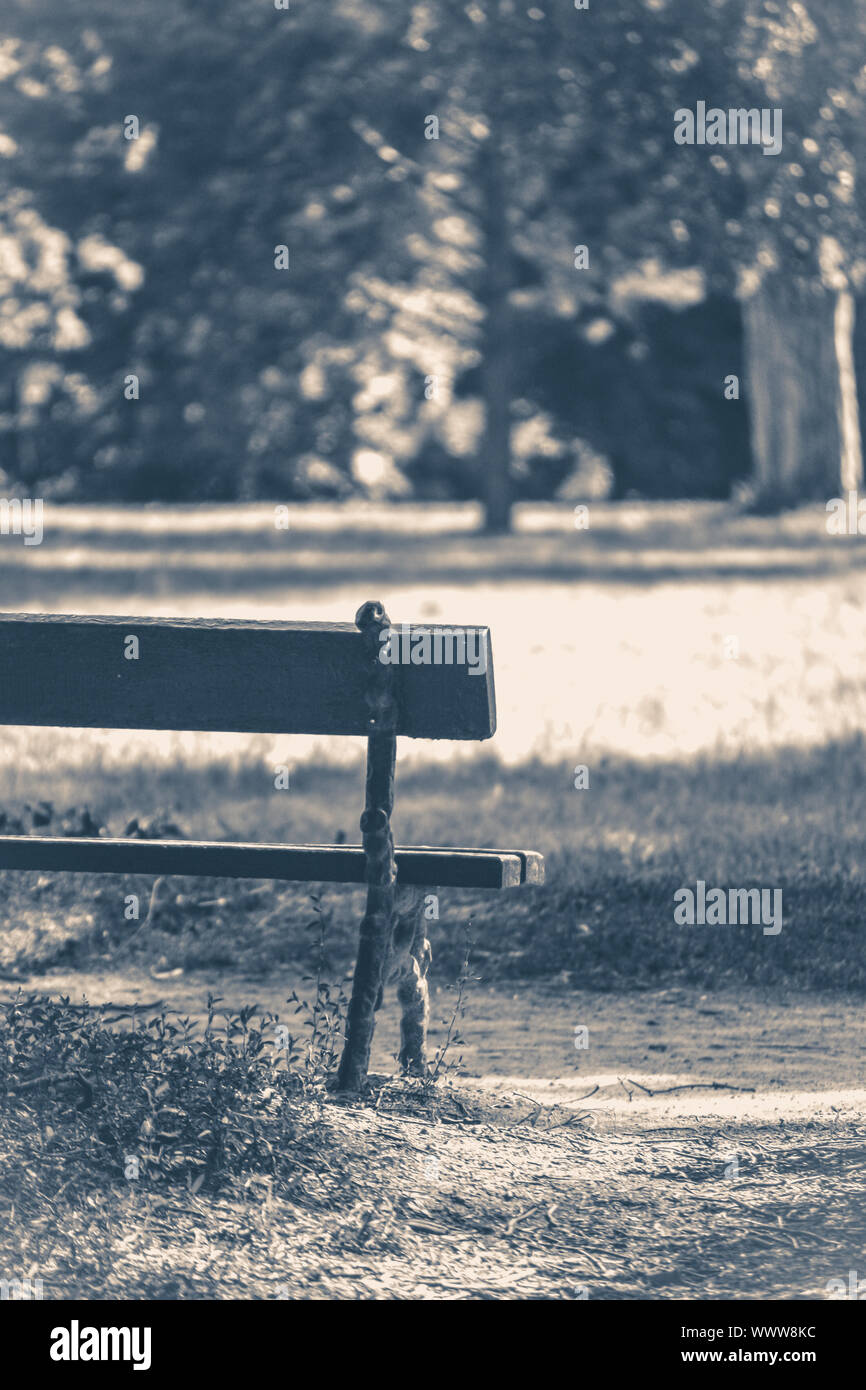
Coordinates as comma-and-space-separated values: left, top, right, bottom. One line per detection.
394, 885, 432, 1075
337, 602, 398, 1091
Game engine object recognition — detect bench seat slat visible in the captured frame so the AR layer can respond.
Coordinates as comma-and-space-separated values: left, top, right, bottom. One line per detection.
398, 844, 544, 885
479, 848, 544, 884
0, 836, 535, 889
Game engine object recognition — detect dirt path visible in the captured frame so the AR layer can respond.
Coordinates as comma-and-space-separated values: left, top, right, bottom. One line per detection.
49, 1097, 859, 1301
6, 967, 863, 1091
10, 1071, 863, 1301
5, 969, 864, 1299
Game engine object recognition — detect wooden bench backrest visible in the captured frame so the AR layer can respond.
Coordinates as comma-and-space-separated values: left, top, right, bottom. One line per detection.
0, 614, 496, 740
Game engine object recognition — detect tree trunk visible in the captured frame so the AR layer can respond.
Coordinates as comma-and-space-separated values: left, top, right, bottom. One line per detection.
742, 270, 863, 507
477, 132, 513, 533
0, 358, 20, 484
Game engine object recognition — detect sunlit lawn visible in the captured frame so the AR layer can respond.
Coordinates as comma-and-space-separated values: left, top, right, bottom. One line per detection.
4, 498, 866, 770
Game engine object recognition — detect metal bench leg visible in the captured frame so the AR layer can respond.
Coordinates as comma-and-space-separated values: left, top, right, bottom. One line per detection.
337, 601, 398, 1092
394, 884, 432, 1076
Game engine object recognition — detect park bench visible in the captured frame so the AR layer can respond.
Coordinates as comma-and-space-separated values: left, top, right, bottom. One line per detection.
0, 601, 543, 1089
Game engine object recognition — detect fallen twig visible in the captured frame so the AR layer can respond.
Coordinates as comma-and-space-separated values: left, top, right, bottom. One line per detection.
625, 1078, 756, 1096
5, 1070, 83, 1093
505, 1203, 541, 1236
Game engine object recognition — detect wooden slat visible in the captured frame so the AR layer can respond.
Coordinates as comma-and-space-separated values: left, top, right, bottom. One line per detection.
402, 845, 544, 884
0, 614, 496, 740
499, 849, 545, 884
0, 836, 531, 889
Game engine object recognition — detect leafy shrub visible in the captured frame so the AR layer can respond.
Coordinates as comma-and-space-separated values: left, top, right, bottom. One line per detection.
0, 981, 347, 1206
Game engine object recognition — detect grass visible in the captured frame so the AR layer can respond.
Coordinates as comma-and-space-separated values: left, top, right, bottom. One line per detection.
4, 498, 866, 987
2, 734, 866, 992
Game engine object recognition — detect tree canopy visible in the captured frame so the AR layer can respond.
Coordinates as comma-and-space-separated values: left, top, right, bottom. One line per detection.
0, 0, 863, 511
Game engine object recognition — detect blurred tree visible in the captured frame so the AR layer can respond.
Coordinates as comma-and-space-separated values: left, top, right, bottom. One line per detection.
584, 0, 866, 508
732, 0, 866, 505
340, 0, 601, 531
356, 0, 866, 518
1, 0, 864, 514
0, 0, 417, 499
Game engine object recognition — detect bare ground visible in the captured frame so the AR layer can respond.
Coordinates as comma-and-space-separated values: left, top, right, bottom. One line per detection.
3, 971, 864, 1300
21, 1089, 862, 1301
5, 967, 864, 1087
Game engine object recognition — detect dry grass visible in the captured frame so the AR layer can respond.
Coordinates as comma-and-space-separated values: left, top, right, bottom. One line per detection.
2, 736, 866, 991
4, 1073, 864, 1300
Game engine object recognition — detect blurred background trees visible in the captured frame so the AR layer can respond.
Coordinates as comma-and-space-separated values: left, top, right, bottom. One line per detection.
0, 0, 864, 526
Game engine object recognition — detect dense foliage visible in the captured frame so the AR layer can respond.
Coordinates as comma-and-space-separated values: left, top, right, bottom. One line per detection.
0, 0, 863, 504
